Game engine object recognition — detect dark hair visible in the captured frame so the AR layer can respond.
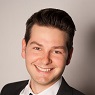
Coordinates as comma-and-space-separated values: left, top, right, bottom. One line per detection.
25, 8, 76, 51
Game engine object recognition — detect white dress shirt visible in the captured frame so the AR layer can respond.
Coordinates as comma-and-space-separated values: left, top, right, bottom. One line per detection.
20, 77, 62, 95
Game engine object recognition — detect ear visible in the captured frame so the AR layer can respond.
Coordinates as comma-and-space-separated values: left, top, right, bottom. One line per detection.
66, 47, 73, 65
21, 39, 26, 59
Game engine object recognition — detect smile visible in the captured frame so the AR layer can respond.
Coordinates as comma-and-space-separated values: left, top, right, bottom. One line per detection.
36, 65, 52, 72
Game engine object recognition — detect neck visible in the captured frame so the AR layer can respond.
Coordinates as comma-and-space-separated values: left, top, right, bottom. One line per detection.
30, 78, 60, 94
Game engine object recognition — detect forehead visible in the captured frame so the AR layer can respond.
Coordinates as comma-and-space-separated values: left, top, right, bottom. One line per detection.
29, 24, 68, 45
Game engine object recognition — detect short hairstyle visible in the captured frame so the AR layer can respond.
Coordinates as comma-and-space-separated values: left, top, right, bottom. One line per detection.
25, 8, 76, 51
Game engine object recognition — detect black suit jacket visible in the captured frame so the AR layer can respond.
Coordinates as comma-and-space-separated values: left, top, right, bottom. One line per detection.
1, 77, 85, 95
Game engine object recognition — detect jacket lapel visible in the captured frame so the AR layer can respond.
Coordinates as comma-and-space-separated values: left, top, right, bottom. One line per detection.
16, 80, 29, 95
57, 77, 73, 95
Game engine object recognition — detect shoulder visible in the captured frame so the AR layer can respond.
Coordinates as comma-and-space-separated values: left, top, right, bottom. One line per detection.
72, 87, 85, 95
58, 77, 85, 95
1, 80, 29, 95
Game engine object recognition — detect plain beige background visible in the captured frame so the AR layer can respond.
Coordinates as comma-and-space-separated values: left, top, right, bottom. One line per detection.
0, 0, 95, 95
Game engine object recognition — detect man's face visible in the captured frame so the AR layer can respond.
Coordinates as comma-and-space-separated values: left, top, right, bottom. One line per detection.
22, 24, 73, 87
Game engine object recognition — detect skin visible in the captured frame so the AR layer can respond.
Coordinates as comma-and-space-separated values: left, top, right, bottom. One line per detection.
21, 24, 73, 94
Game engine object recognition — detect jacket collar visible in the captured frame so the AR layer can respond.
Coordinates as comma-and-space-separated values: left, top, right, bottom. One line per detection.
18, 77, 72, 95
57, 77, 73, 95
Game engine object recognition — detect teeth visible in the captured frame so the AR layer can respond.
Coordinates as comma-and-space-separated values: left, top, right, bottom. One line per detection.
36, 66, 51, 72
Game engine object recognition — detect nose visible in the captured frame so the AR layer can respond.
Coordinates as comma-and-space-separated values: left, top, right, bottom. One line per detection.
41, 52, 52, 65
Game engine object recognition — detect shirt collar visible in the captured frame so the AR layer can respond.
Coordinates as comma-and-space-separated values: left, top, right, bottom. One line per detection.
20, 77, 62, 95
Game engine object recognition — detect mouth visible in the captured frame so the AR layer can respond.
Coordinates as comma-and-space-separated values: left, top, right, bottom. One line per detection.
35, 65, 53, 72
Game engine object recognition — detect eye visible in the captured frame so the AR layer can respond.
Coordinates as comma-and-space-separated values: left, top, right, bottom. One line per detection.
33, 47, 41, 50
54, 50, 62, 54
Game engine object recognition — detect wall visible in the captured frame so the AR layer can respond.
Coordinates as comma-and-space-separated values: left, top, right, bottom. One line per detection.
0, 0, 95, 95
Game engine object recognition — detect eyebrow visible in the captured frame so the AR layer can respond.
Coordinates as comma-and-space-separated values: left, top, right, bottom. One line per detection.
30, 41, 66, 50
52, 46, 66, 50
30, 41, 43, 47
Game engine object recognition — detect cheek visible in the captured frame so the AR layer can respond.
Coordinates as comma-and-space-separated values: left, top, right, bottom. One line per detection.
25, 51, 42, 64
52, 55, 68, 67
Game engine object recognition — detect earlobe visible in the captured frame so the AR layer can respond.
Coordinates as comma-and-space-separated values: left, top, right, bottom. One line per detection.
21, 39, 26, 59
66, 47, 73, 65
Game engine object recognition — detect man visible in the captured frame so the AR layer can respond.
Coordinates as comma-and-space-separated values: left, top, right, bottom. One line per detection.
1, 8, 85, 95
